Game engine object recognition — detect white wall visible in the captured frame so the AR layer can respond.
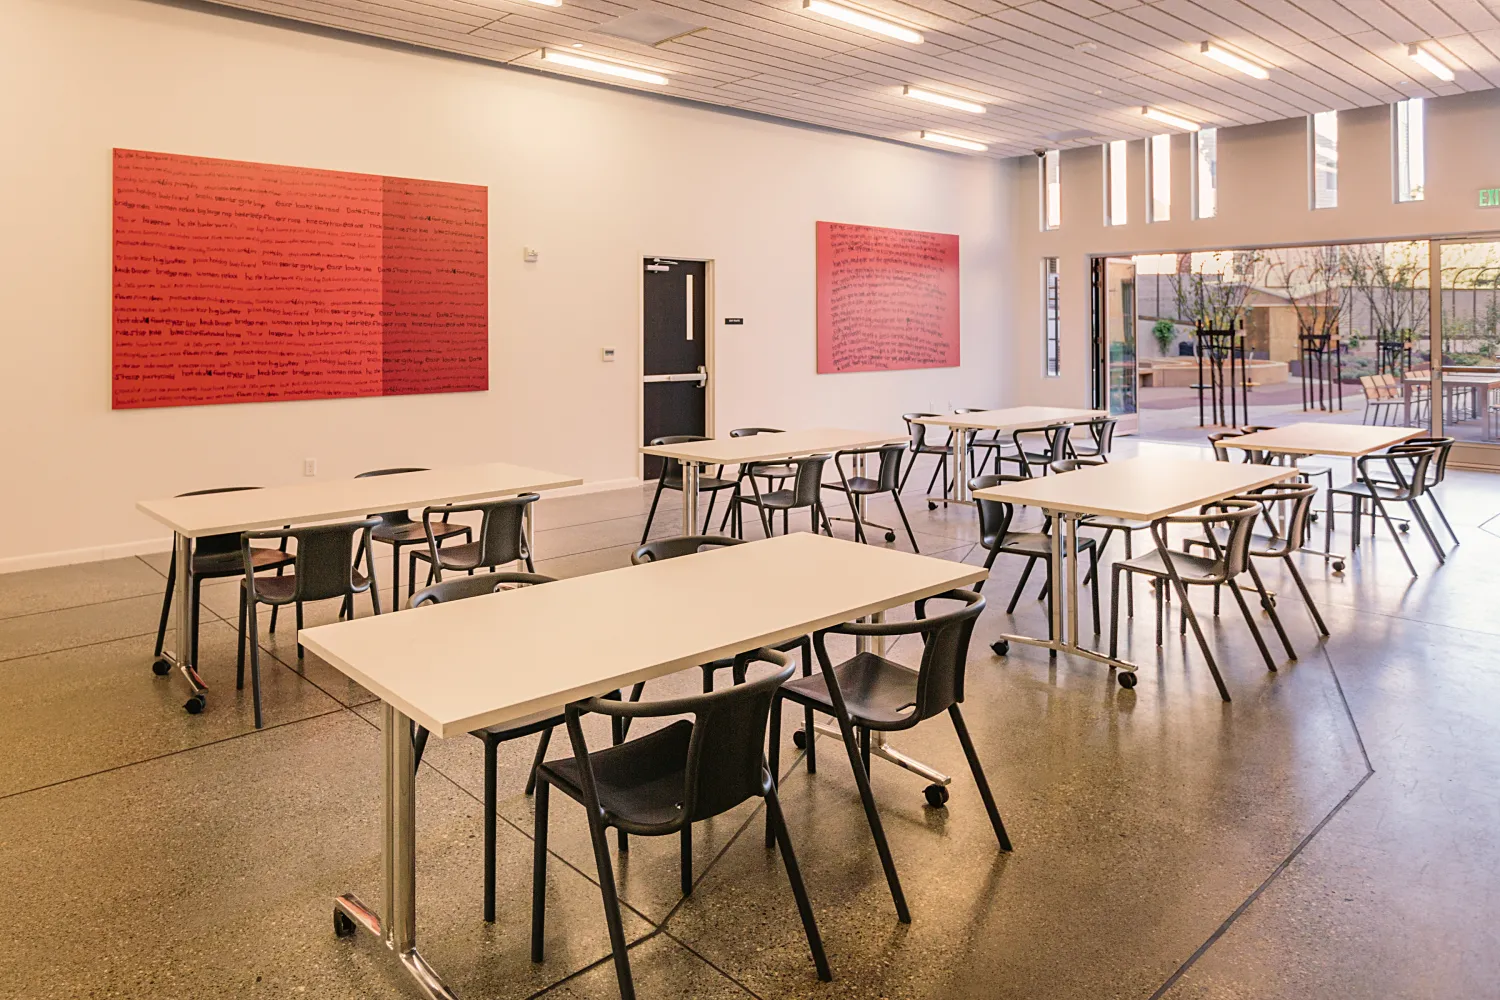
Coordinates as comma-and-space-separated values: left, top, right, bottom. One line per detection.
1007, 89, 1500, 408
0, 0, 1010, 570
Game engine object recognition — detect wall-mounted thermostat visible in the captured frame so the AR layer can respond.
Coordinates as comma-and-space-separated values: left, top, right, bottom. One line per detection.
523, 247, 539, 262
601, 347, 617, 362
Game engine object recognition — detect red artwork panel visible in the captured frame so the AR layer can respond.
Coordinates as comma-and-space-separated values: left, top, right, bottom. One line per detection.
815, 221, 960, 374
111, 149, 487, 408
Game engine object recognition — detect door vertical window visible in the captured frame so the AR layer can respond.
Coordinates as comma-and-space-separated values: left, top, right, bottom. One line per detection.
1044, 258, 1061, 377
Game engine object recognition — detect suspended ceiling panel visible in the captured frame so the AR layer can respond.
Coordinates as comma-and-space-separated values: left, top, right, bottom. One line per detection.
196, 0, 1500, 157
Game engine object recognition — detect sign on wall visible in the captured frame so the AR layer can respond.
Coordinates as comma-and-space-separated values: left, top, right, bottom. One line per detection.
815, 221, 960, 374
111, 149, 488, 409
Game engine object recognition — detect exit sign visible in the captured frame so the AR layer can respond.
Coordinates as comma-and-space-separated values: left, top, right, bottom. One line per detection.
1481, 188, 1500, 207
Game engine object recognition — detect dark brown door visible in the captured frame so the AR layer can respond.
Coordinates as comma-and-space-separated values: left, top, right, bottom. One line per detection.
642, 258, 708, 479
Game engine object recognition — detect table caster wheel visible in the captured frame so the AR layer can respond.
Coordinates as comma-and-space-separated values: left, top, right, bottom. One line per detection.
183, 694, 205, 714
1399, 522, 1410, 533
151, 657, 171, 676
1309, 512, 1319, 523
923, 783, 949, 808
1260, 596, 1276, 610
1332, 560, 1346, 573
792, 728, 808, 750
1117, 671, 1138, 690
928, 501, 937, 511
991, 639, 1009, 656
885, 530, 897, 543
334, 909, 357, 938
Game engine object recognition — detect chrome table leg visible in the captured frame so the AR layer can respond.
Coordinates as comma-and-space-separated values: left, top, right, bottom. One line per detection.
158, 533, 209, 713
334, 703, 459, 1000
681, 462, 700, 536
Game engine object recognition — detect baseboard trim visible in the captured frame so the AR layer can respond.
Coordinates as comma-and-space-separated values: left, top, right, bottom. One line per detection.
0, 477, 648, 576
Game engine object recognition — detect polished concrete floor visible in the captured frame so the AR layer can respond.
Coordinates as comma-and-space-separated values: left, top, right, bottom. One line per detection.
1, 441, 1497, 999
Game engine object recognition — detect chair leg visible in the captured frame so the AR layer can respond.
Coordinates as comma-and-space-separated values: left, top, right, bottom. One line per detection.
236, 586, 247, 690
949, 705, 1012, 851
568, 725, 637, 999
1427, 493, 1460, 546
925, 456, 943, 497
484, 735, 498, 922
1226, 578, 1278, 672
392, 544, 402, 612
247, 596, 264, 729
154, 554, 175, 658
413, 725, 430, 768
702, 491, 718, 536
818, 502, 835, 538
766, 692, 783, 849
1109, 565, 1122, 659
1370, 493, 1419, 577
891, 492, 919, 553
640, 479, 666, 545
765, 785, 833, 982
1154, 576, 1163, 645
1408, 501, 1446, 564
702, 664, 715, 694
1088, 546, 1101, 635
859, 726, 871, 776
530, 779, 550, 963
1167, 573, 1232, 702
190, 575, 203, 674
1007, 558, 1036, 613
680, 825, 693, 896
1285, 557, 1330, 636
1247, 562, 1296, 661
525, 727, 552, 796
295, 601, 305, 660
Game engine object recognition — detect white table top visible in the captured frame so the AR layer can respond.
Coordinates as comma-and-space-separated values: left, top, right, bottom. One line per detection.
298, 531, 986, 738
912, 407, 1107, 432
640, 428, 905, 465
137, 463, 583, 537
1404, 371, 1500, 385
971, 456, 1293, 521
1227, 423, 1422, 458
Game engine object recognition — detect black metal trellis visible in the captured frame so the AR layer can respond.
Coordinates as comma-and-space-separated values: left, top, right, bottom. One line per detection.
1299, 329, 1343, 412
1195, 323, 1250, 427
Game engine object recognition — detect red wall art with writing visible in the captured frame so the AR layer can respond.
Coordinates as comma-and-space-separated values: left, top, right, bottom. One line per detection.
111, 149, 488, 409
815, 221, 960, 374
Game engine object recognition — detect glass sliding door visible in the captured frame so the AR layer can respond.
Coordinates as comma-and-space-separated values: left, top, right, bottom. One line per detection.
1433, 239, 1500, 468
1092, 256, 1138, 434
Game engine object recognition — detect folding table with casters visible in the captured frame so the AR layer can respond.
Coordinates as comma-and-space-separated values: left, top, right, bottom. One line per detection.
1224, 423, 1422, 572
299, 532, 984, 1000
911, 407, 1107, 507
640, 428, 904, 537
136, 462, 581, 716
972, 457, 1292, 699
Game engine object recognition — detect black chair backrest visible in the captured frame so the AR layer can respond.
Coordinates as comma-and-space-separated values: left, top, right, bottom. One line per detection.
910, 590, 985, 721
178, 486, 262, 558
1207, 429, 1245, 462
649, 435, 709, 482
424, 494, 538, 567
729, 427, 782, 438
970, 473, 1023, 549
243, 518, 379, 602
632, 535, 743, 564
356, 467, 430, 525
1086, 417, 1117, 456
412, 571, 555, 606
1364, 445, 1436, 499
789, 455, 831, 505
1014, 423, 1071, 464
1240, 482, 1318, 553
873, 443, 906, 491
1158, 500, 1259, 582
1048, 459, 1092, 474
902, 413, 938, 452
1396, 437, 1453, 485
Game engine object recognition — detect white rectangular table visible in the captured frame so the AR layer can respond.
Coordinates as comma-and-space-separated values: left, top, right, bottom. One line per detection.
136, 462, 582, 715
640, 428, 905, 535
1226, 423, 1422, 572
912, 407, 1108, 505
299, 531, 985, 999
972, 456, 1292, 700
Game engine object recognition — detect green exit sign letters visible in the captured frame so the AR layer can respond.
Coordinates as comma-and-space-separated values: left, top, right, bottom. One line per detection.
1481, 188, 1500, 207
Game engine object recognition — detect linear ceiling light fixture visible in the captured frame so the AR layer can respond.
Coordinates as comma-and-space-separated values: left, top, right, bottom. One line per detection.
920, 130, 987, 152
540, 49, 668, 85
525, 0, 564, 7
1141, 106, 1200, 131
1408, 43, 1455, 82
1200, 41, 1269, 80
904, 86, 985, 114
804, 1, 923, 44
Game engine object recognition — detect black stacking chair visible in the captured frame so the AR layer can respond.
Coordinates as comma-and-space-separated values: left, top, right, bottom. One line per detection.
823, 444, 919, 550
1329, 444, 1443, 576
717, 428, 796, 534
995, 422, 1072, 478
971, 473, 1100, 649
237, 518, 380, 728
353, 468, 471, 611
640, 435, 741, 543
1184, 482, 1329, 661
1069, 416, 1118, 462
954, 407, 1008, 474
1109, 499, 1272, 701
1372, 437, 1458, 546
408, 494, 537, 598
152, 486, 292, 678
732, 454, 834, 538
899, 413, 955, 504
1049, 459, 1147, 616
408, 571, 563, 923
768, 589, 1009, 924
533, 649, 830, 1000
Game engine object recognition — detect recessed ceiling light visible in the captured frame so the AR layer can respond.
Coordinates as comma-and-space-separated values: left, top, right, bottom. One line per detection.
903, 86, 985, 114
1200, 41, 1269, 80
1141, 106, 1200, 131
1408, 43, 1455, 82
920, 130, 987, 152
1075, 41, 1098, 53
804, 0, 923, 44
540, 49, 668, 85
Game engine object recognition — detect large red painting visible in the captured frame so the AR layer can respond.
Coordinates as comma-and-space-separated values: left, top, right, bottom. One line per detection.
111, 149, 488, 409
815, 221, 960, 374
